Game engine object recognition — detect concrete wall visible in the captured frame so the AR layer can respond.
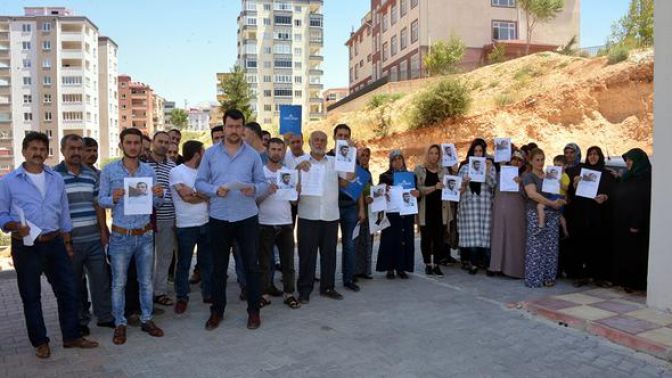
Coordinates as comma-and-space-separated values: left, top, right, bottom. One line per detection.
647, 0, 672, 312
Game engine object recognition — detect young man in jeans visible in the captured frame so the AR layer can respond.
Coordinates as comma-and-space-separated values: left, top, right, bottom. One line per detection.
170, 140, 213, 313
99, 128, 165, 344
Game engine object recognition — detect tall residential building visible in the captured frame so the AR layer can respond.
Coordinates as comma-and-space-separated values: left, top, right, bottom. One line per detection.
346, 0, 580, 94
1, 7, 117, 173
98, 36, 119, 160
187, 106, 210, 131
163, 100, 175, 129
152, 94, 165, 131
236, 0, 325, 129
118, 74, 155, 135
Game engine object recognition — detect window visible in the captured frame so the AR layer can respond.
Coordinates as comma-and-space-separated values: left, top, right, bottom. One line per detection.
275, 31, 291, 40
264, 104, 272, 111
274, 44, 291, 54
264, 47, 272, 54
400, 60, 408, 81
23, 95, 32, 104
63, 112, 83, 121
24, 113, 33, 121
382, 42, 389, 62
22, 41, 31, 50
245, 17, 257, 26
263, 90, 272, 97
44, 112, 52, 121
244, 43, 257, 54
274, 89, 293, 97
42, 40, 51, 50
294, 19, 302, 27
391, 5, 398, 25
23, 77, 32, 85
274, 58, 293, 68
263, 4, 271, 10
492, 0, 516, 7
400, 0, 408, 17
49, 148, 54, 156
274, 15, 292, 25
46, 130, 52, 139
390, 66, 398, 82
295, 5, 302, 12
246, 59, 258, 68
43, 94, 52, 103
62, 76, 82, 85
245, 0, 256, 10
42, 59, 51, 68
411, 19, 419, 43
400, 28, 408, 50
382, 12, 388, 32
263, 75, 272, 82
42, 22, 51, 32
274, 2, 292, 11
493, 21, 517, 40
295, 62, 302, 69
411, 0, 418, 8
391, 35, 398, 56
43, 76, 52, 85
275, 75, 292, 83
294, 33, 303, 42
410, 53, 420, 79
23, 59, 31, 68
263, 18, 271, 26
294, 76, 302, 84
22, 24, 32, 32
294, 90, 302, 97
294, 47, 302, 56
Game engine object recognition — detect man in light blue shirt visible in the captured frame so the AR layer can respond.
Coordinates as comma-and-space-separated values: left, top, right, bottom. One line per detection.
99, 128, 165, 345
196, 108, 268, 331
0, 132, 99, 359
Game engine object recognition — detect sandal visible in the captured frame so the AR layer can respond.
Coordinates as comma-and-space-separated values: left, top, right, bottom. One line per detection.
153, 295, 173, 306
259, 297, 271, 308
284, 296, 301, 309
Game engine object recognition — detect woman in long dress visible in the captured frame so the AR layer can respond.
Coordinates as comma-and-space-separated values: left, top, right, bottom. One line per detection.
489, 150, 526, 278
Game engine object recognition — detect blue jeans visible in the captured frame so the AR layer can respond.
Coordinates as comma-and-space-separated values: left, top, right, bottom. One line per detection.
339, 204, 359, 284
71, 240, 113, 324
108, 231, 154, 326
175, 225, 212, 301
11, 236, 80, 347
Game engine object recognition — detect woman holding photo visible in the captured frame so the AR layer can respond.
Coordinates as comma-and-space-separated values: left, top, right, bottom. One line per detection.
376, 150, 419, 279
457, 138, 497, 275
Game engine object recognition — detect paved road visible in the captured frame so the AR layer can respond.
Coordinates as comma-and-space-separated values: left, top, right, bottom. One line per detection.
1, 241, 671, 378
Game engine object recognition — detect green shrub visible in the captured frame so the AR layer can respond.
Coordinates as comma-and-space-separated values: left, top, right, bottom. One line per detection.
411, 79, 470, 129
489, 80, 500, 89
367, 93, 404, 109
607, 45, 630, 65
495, 93, 515, 108
487, 44, 506, 64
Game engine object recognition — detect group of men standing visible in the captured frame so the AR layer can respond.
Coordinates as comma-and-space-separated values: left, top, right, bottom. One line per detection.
0, 108, 370, 359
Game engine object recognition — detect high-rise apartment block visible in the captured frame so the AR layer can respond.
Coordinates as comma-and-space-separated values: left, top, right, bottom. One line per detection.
236, 0, 325, 129
97, 36, 119, 160
0, 7, 119, 173
346, 0, 579, 94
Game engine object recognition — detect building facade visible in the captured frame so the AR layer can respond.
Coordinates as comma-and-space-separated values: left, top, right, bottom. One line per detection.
187, 106, 211, 131
97, 36, 119, 160
118, 74, 155, 135
236, 0, 325, 129
163, 100, 175, 129
346, 0, 580, 94
323, 87, 348, 107
152, 93, 165, 131
0, 7, 116, 172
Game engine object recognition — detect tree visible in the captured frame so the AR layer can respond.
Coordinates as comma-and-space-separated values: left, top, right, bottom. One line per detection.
218, 65, 255, 122
423, 36, 466, 76
169, 108, 188, 130
608, 0, 653, 48
518, 0, 565, 55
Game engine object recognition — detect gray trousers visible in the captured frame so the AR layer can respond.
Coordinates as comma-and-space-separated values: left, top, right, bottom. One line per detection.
153, 219, 177, 296
297, 219, 338, 297
72, 240, 113, 325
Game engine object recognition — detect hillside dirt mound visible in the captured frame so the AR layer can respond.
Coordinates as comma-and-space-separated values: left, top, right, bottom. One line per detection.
308, 50, 653, 179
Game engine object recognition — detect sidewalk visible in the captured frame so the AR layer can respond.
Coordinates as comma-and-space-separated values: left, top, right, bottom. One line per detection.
521, 287, 672, 361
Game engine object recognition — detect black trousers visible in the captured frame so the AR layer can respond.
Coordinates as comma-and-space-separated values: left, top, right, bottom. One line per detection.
420, 221, 444, 265
259, 225, 296, 294
297, 219, 338, 298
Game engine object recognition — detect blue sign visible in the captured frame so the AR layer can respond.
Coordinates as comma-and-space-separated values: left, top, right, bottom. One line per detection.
393, 172, 416, 189
342, 165, 371, 200
279, 105, 302, 135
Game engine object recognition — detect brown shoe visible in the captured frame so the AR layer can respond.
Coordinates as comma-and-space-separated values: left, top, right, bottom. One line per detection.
247, 312, 261, 330
113, 325, 127, 345
63, 337, 99, 349
174, 299, 188, 314
140, 321, 164, 337
35, 343, 50, 359
205, 313, 223, 331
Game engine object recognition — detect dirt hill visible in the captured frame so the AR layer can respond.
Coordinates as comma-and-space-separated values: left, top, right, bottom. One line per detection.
308, 50, 653, 179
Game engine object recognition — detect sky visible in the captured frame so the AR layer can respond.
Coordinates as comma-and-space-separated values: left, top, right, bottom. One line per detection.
3, 0, 631, 106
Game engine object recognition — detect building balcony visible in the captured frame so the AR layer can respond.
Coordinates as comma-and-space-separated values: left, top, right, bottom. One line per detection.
60, 32, 84, 42
309, 112, 325, 118
309, 82, 323, 89
0, 148, 13, 157
309, 69, 324, 75
309, 97, 323, 104
309, 55, 324, 62
0, 32, 8, 41
61, 49, 84, 59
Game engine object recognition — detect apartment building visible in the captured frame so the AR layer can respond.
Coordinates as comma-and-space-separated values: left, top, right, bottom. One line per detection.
323, 87, 348, 106
163, 100, 175, 129
346, 0, 580, 94
118, 74, 155, 135
98, 36, 119, 160
0, 7, 116, 172
236, 0, 325, 129
187, 106, 210, 131
153, 93, 165, 131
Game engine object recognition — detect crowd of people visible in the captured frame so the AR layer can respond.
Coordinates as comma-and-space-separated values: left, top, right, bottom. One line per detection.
0, 108, 652, 359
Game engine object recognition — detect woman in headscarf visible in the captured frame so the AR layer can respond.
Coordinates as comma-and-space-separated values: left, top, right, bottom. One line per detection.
457, 138, 497, 275
489, 149, 527, 278
559, 142, 583, 278
567, 146, 616, 287
415, 144, 455, 276
523, 148, 565, 288
376, 150, 420, 279
611, 148, 652, 292
355, 147, 374, 280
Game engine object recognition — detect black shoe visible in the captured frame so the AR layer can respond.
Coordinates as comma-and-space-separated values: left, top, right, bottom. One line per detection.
425, 265, 434, 275
320, 289, 344, 300
352, 276, 359, 283
397, 271, 409, 279
96, 320, 116, 329
344, 282, 360, 292
468, 266, 478, 275
433, 266, 444, 276
386, 271, 395, 279
79, 325, 90, 337
298, 295, 310, 304
486, 270, 495, 277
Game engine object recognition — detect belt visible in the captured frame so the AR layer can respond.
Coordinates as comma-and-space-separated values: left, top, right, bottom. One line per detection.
11, 230, 61, 243
111, 224, 153, 236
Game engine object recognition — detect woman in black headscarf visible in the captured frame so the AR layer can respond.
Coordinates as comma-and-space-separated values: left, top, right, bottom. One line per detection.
611, 148, 652, 292
567, 146, 617, 287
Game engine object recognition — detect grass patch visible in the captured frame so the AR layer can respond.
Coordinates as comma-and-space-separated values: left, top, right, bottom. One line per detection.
367, 93, 404, 109
488, 80, 500, 89
495, 93, 515, 108
607, 45, 630, 65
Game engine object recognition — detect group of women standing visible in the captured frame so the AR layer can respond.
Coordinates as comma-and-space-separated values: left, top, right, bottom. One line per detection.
368, 138, 653, 292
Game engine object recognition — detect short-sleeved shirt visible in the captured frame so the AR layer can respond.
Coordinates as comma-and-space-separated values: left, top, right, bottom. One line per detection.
522, 172, 548, 211
53, 162, 101, 244
169, 164, 209, 228
147, 156, 176, 222
258, 166, 292, 226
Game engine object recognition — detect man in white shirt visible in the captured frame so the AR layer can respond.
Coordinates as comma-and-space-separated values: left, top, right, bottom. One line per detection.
257, 138, 301, 309
283, 132, 307, 169
295, 131, 354, 303
169, 141, 212, 314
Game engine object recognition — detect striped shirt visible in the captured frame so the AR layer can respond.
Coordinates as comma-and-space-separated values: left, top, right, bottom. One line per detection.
53, 161, 101, 244
147, 155, 176, 222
